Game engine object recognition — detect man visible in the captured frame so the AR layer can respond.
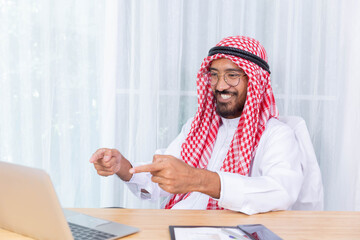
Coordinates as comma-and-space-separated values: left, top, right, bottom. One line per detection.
90, 36, 323, 214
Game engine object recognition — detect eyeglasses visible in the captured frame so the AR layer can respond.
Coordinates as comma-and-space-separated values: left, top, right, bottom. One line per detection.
205, 71, 247, 87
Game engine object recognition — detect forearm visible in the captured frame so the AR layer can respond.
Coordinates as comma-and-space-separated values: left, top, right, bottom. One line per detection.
217, 171, 302, 215
192, 168, 221, 199
116, 155, 133, 182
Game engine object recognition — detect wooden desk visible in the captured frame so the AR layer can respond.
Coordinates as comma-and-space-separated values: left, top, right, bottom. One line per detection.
1, 209, 360, 239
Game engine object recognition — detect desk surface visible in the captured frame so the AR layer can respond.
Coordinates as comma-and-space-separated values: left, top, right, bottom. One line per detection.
1, 209, 360, 239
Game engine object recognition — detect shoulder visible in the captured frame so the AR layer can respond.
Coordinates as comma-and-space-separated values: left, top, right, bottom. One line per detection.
263, 117, 294, 139
259, 117, 298, 151
251, 117, 303, 176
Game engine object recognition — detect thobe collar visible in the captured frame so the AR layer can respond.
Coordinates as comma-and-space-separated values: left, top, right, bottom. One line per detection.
220, 116, 241, 129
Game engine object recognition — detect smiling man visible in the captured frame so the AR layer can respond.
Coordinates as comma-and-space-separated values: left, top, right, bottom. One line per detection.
90, 36, 323, 214
210, 58, 249, 118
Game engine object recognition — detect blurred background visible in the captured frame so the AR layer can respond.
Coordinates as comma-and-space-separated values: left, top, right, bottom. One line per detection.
0, 0, 359, 211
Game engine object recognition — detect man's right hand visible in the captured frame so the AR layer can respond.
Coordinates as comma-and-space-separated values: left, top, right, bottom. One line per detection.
89, 148, 133, 181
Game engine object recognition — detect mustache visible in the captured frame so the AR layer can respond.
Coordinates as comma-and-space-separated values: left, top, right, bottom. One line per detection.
214, 90, 237, 96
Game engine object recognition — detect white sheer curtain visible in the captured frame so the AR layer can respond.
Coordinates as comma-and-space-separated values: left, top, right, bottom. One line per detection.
1, 0, 359, 211
0, 0, 106, 207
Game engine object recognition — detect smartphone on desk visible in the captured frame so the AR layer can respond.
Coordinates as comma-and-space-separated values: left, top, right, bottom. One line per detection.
237, 224, 282, 240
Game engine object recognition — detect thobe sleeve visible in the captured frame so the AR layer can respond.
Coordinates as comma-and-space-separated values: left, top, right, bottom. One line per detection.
217, 123, 304, 215
124, 162, 171, 201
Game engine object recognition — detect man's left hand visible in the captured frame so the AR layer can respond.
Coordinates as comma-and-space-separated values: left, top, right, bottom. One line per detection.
129, 155, 221, 198
129, 155, 199, 194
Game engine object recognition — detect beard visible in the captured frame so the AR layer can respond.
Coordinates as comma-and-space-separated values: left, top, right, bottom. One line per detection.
214, 90, 245, 118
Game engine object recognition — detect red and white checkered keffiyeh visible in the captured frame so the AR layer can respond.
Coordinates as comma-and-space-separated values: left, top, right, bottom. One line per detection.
165, 36, 278, 210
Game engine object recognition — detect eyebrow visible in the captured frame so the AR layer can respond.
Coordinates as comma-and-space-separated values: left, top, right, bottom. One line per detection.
209, 67, 244, 72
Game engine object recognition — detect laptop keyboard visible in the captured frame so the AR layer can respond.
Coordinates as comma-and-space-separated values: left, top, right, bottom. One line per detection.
68, 222, 117, 240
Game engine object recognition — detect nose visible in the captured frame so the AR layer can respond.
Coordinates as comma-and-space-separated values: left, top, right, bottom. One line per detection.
214, 75, 230, 91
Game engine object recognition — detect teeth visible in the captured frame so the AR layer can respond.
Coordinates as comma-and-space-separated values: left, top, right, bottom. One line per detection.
220, 94, 231, 99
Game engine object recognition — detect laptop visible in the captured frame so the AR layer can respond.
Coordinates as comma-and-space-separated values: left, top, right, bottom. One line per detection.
0, 161, 139, 240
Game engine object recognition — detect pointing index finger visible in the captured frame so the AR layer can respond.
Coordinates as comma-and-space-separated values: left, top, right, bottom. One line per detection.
129, 162, 164, 174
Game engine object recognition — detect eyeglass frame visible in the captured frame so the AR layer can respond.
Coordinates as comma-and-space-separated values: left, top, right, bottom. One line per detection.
204, 69, 248, 87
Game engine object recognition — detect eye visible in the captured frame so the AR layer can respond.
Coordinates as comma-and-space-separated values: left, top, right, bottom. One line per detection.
227, 73, 241, 78
209, 72, 218, 77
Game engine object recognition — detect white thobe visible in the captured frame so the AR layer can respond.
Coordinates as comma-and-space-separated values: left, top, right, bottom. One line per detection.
125, 117, 323, 215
